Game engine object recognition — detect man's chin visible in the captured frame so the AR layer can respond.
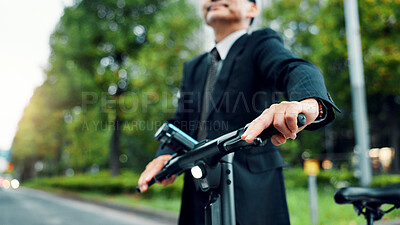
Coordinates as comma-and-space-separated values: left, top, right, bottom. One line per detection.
206, 13, 229, 25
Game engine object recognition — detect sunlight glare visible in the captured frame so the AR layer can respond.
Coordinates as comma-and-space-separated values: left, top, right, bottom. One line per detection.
0, 0, 66, 150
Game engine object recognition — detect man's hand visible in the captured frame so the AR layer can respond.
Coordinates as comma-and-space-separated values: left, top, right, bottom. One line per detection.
138, 154, 176, 193
241, 98, 319, 146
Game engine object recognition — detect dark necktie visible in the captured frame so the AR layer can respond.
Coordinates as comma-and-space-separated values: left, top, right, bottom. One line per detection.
197, 48, 221, 141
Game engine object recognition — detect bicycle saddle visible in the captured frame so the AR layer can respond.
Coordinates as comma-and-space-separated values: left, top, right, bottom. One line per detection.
334, 183, 400, 205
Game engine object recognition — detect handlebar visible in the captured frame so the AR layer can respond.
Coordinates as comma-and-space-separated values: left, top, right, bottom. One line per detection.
257, 113, 306, 144
137, 113, 306, 193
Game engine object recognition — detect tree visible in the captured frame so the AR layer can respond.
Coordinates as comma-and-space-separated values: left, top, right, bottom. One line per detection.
262, 0, 400, 169
12, 82, 67, 180
12, 0, 201, 178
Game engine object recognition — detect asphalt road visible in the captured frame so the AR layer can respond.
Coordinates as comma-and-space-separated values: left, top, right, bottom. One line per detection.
0, 187, 177, 225
377, 219, 400, 225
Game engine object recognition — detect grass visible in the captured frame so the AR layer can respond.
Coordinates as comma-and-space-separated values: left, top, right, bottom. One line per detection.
287, 187, 364, 225
287, 186, 400, 225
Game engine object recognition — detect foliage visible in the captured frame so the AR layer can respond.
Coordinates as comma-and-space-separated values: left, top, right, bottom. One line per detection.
285, 167, 400, 189
11, 85, 66, 179
284, 167, 358, 189
370, 174, 400, 187
23, 170, 184, 199
263, 0, 400, 167
64, 104, 110, 170
12, 0, 400, 180
11, 0, 201, 178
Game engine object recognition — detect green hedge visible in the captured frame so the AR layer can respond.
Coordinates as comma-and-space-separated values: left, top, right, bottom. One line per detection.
284, 167, 400, 189
371, 174, 400, 187
283, 167, 358, 189
24, 170, 183, 199
23, 168, 400, 199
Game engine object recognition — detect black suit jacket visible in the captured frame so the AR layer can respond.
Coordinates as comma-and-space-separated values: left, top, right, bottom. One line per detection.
156, 28, 339, 225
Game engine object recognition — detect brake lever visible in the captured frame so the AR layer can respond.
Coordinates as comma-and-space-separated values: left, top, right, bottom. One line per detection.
222, 129, 262, 152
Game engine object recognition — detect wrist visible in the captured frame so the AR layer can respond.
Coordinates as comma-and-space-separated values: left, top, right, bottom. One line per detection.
315, 99, 326, 119
300, 98, 319, 121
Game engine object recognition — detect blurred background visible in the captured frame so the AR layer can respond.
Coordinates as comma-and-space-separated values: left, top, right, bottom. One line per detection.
1, 0, 399, 224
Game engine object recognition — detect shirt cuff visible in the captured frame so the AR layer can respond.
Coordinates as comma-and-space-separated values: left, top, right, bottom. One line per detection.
312, 98, 328, 124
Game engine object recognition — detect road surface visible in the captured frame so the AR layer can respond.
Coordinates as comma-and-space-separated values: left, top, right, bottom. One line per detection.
0, 187, 177, 225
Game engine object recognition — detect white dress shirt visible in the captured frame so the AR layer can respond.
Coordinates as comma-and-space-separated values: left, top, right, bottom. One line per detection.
214, 29, 247, 61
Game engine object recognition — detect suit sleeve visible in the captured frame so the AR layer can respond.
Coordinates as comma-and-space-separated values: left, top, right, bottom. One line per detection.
252, 29, 340, 130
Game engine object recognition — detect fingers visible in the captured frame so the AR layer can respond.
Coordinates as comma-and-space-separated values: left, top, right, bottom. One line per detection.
273, 109, 295, 140
271, 134, 287, 146
285, 111, 299, 134
138, 155, 172, 193
241, 102, 301, 143
241, 109, 274, 143
160, 175, 177, 186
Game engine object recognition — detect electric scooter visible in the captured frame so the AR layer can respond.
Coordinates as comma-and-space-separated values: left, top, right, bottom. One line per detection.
137, 114, 306, 225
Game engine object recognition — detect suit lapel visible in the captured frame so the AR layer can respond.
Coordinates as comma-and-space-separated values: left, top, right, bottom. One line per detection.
206, 34, 249, 120
189, 53, 209, 121
193, 54, 209, 93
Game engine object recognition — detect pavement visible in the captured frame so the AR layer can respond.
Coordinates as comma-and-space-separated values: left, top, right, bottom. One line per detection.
41, 187, 180, 224
0, 187, 178, 225
377, 219, 400, 225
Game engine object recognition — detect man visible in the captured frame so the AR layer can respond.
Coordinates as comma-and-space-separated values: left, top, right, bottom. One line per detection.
138, 0, 339, 224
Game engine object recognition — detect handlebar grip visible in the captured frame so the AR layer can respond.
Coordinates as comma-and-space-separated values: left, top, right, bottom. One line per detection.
257, 113, 306, 142
136, 166, 172, 193
136, 178, 156, 193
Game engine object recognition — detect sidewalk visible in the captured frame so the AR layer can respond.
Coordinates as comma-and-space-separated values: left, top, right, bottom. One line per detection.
22, 187, 179, 225
377, 219, 400, 225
